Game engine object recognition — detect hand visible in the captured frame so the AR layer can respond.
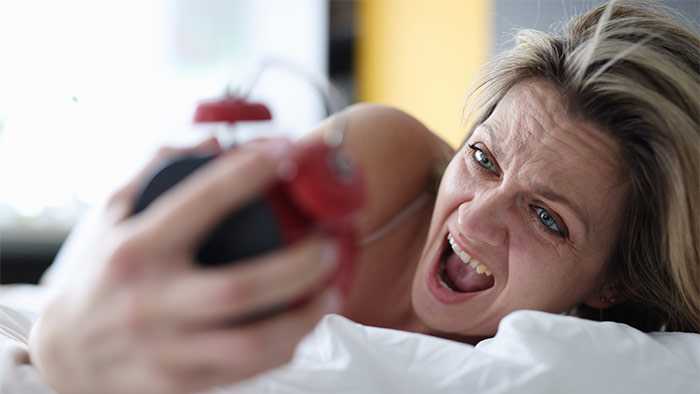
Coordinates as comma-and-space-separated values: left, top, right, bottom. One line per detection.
29, 138, 342, 394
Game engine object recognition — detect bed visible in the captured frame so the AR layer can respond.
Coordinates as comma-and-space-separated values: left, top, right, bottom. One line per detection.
1, 282, 699, 393
1, 208, 699, 393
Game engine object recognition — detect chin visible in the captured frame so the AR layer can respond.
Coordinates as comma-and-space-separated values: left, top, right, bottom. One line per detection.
410, 279, 498, 336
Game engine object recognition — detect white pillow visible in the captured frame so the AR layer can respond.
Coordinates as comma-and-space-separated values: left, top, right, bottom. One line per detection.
222, 311, 700, 394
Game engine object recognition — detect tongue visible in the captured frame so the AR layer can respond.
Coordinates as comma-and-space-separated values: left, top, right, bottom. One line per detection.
445, 253, 494, 292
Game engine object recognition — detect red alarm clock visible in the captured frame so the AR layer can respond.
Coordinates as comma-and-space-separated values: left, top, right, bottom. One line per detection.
132, 94, 364, 322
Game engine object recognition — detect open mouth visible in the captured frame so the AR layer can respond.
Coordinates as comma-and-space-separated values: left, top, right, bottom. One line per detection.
436, 233, 495, 293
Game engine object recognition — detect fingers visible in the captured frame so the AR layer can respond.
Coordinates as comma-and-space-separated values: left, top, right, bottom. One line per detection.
146, 234, 339, 327
107, 137, 222, 220
135, 139, 293, 254
155, 286, 340, 390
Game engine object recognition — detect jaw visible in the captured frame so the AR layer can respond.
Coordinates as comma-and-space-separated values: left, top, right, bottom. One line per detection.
411, 230, 500, 335
411, 283, 501, 337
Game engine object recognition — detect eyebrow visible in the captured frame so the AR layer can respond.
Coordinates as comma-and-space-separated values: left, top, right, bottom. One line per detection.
471, 123, 497, 146
479, 123, 496, 139
464, 122, 495, 147
473, 123, 502, 155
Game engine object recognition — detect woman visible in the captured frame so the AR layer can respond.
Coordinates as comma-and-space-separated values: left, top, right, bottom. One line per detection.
28, 1, 700, 393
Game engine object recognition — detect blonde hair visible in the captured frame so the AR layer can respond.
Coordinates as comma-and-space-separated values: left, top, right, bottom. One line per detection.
465, 0, 700, 332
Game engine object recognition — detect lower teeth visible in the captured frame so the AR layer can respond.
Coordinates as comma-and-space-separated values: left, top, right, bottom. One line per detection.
439, 275, 451, 290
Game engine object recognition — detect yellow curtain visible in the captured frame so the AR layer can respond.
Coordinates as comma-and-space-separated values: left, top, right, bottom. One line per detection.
357, 0, 491, 147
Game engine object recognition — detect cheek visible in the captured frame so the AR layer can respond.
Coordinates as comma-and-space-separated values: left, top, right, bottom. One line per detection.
419, 156, 475, 268
434, 152, 477, 212
504, 234, 588, 308
508, 253, 600, 311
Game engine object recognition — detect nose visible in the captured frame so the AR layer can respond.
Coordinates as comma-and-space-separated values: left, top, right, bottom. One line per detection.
456, 191, 508, 247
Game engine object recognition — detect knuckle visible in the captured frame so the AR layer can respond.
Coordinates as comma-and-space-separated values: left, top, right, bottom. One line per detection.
155, 146, 178, 159
259, 337, 296, 374
218, 276, 258, 305
150, 352, 182, 384
155, 362, 199, 394
233, 331, 268, 357
275, 341, 297, 366
230, 148, 271, 172
275, 352, 294, 369
151, 373, 187, 394
246, 332, 270, 355
284, 239, 333, 282
105, 189, 139, 222
121, 291, 148, 333
106, 235, 147, 281
110, 237, 140, 264
105, 186, 128, 209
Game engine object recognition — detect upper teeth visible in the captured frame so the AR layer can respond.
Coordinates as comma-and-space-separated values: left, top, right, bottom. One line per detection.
447, 233, 492, 276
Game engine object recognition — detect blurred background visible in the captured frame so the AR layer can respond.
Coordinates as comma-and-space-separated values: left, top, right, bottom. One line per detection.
1, 0, 698, 284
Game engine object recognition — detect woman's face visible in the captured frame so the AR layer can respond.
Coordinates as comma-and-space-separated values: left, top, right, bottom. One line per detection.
412, 79, 628, 338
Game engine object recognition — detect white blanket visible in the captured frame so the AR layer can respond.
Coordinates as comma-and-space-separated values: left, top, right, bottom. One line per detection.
1, 284, 699, 394
0, 294, 51, 394
224, 312, 700, 394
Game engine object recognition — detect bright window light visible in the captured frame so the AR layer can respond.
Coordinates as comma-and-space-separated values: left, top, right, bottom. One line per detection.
0, 0, 327, 235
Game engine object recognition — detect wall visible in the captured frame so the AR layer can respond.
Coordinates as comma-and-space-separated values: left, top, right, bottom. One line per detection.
357, 0, 491, 147
357, 0, 699, 147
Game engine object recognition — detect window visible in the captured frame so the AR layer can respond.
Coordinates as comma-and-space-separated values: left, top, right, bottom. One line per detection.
0, 0, 328, 237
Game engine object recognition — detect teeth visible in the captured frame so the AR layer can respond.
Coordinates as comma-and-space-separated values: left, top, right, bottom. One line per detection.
439, 276, 452, 290
447, 233, 471, 263
447, 233, 493, 277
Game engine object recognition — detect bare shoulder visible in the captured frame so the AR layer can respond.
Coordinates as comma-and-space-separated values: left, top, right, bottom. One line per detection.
304, 103, 454, 236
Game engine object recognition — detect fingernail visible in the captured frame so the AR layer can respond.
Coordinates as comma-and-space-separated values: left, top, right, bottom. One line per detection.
321, 240, 339, 270
322, 289, 341, 314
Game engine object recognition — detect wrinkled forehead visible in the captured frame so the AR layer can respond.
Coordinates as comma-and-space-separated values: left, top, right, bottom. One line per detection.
481, 80, 625, 183
471, 80, 631, 237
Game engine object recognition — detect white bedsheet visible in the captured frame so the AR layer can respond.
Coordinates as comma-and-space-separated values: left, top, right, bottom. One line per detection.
223, 311, 700, 394
2, 283, 698, 393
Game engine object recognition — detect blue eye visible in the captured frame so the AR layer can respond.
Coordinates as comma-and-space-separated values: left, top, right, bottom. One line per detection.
533, 206, 565, 237
469, 144, 497, 172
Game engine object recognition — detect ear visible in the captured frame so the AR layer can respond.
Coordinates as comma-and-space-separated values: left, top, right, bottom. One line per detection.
583, 283, 621, 309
